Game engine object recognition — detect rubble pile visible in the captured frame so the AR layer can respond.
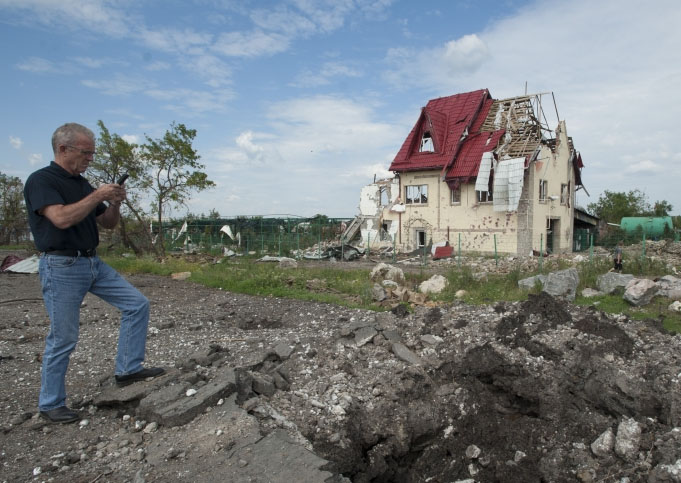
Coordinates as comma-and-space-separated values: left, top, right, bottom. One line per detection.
3, 269, 681, 482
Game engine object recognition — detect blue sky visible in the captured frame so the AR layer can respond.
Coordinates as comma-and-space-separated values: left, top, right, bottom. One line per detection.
2, 0, 681, 218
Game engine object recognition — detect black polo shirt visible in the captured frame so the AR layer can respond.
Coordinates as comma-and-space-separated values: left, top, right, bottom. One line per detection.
24, 162, 107, 252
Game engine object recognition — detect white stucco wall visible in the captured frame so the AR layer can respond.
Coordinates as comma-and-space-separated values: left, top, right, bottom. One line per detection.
384, 120, 577, 255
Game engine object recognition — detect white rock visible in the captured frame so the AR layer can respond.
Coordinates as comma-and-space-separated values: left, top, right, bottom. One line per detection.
419, 274, 448, 294
669, 301, 681, 313
465, 444, 481, 459
186, 388, 198, 397
615, 418, 641, 460
143, 422, 158, 434
591, 428, 615, 458
79, 419, 89, 428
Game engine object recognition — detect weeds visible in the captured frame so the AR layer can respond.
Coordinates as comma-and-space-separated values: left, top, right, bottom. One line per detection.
102, 253, 681, 333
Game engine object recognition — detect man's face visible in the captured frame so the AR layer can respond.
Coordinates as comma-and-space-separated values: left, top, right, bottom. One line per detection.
59, 134, 95, 175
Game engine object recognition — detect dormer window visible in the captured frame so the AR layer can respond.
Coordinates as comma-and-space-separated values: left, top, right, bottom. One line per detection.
419, 131, 434, 152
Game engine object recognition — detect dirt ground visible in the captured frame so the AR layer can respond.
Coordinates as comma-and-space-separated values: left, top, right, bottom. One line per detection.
3, 251, 681, 483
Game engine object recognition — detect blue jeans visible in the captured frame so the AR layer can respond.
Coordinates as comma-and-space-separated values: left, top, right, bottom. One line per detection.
38, 254, 150, 411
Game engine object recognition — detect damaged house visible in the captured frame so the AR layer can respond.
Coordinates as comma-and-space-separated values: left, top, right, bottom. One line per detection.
349, 89, 586, 256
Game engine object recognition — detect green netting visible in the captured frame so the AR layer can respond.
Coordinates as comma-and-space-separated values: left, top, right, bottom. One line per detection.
160, 215, 353, 257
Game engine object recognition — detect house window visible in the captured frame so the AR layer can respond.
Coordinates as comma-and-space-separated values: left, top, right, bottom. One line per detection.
405, 184, 428, 204
450, 185, 461, 204
539, 180, 548, 202
476, 173, 494, 203
419, 132, 434, 152
416, 229, 426, 247
560, 183, 569, 205
380, 187, 389, 206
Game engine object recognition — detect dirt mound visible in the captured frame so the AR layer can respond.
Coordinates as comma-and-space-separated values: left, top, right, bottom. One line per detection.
2, 272, 681, 482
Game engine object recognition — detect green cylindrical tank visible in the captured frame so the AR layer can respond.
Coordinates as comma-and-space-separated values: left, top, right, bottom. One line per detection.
620, 217, 673, 237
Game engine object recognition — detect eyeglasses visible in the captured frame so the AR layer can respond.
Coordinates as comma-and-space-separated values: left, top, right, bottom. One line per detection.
65, 145, 96, 156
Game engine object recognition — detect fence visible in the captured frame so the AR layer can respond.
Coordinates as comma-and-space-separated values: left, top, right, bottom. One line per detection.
161, 215, 353, 257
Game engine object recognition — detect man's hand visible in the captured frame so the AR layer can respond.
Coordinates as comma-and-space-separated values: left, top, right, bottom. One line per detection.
97, 183, 126, 204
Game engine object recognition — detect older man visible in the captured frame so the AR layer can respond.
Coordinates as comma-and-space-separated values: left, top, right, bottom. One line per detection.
24, 123, 164, 424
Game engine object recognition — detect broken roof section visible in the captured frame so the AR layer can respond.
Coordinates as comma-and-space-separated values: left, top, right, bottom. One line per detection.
389, 89, 581, 189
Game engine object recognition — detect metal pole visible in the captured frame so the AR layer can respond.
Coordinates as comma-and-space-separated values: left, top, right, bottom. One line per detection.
458, 233, 461, 267
367, 232, 371, 257
642, 233, 646, 259
494, 234, 498, 266
539, 234, 543, 272
392, 237, 396, 262
589, 233, 593, 262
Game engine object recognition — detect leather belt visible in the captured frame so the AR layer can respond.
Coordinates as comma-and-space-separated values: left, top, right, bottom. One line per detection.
44, 248, 97, 257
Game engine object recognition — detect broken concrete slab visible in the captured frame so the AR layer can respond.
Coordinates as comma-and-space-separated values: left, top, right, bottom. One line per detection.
140, 368, 237, 427
543, 268, 579, 301
95, 370, 177, 406
656, 275, 681, 298
228, 429, 348, 482
623, 278, 658, 306
273, 342, 295, 360
597, 272, 634, 294
354, 326, 378, 347
391, 342, 425, 366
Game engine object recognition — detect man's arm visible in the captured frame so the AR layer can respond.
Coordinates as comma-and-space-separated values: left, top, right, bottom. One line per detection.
97, 201, 121, 229
41, 183, 125, 229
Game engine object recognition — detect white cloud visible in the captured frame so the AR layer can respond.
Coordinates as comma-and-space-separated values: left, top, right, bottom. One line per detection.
292, 61, 363, 87
250, 6, 317, 37
137, 27, 212, 55
212, 30, 290, 57
384, 34, 489, 90
73, 56, 128, 69
16, 56, 56, 73
235, 131, 267, 163
0, 0, 132, 37
145, 87, 234, 114
82, 75, 154, 96
145, 61, 171, 71
9, 136, 22, 149
121, 134, 140, 144
28, 153, 43, 166
181, 54, 232, 87
623, 160, 664, 175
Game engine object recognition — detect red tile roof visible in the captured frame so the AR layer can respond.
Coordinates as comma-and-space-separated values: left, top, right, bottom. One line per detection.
389, 89, 531, 184
390, 89, 490, 173
445, 129, 505, 181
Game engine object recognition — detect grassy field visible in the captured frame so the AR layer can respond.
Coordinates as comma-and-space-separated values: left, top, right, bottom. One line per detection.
99, 252, 681, 334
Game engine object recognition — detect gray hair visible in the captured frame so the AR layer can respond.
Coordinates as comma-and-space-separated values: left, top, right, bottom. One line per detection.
51, 123, 95, 154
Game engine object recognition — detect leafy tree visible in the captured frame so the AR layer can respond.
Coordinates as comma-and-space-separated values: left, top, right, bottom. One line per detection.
587, 190, 650, 224
0, 173, 27, 245
140, 123, 215, 255
652, 200, 673, 217
90, 121, 153, 254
